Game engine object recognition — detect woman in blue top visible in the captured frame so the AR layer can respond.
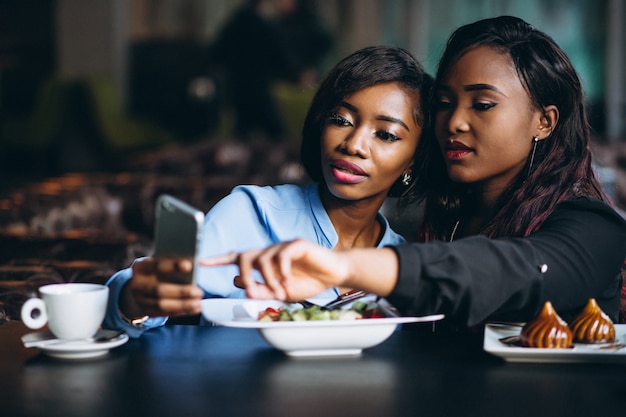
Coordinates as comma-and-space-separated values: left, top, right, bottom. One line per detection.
104, 45, 433, 336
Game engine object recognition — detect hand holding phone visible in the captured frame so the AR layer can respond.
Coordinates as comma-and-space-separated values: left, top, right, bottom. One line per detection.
152, 195, 204, 284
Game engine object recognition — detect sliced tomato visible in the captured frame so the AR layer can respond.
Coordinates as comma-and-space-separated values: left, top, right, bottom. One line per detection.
363, 310, 385, 319
258, 307, 282, 321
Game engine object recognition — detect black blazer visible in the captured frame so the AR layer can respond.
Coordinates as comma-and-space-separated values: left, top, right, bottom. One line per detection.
388, 197, 626, 326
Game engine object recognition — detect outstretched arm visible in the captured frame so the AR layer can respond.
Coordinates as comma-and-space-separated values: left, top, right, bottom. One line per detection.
199, 239, 399, 301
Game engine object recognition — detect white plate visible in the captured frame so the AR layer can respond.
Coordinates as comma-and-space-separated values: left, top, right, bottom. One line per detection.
484, 323, 626, 363
202, 298, 444, 357
22, 329, 129, 360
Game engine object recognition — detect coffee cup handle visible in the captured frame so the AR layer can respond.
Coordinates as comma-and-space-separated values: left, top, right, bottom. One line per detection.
21, 298, 48, 329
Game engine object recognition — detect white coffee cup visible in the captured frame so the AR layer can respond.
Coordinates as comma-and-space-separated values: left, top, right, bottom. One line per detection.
21, 283, 109, 340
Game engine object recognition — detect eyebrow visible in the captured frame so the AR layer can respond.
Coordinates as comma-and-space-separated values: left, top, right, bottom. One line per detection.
464, 83, 507, 97
340, 101, 411, 132
436, 83, 508, 97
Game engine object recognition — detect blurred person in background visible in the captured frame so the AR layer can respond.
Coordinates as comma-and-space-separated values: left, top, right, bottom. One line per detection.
274, 0, 334, 88
210, 0, 289, 141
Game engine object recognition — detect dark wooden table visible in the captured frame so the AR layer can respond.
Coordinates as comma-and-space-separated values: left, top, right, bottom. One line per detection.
1, 321, 625, 417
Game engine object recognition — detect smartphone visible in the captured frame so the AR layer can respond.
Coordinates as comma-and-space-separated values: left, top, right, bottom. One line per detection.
153, 194, 205, 284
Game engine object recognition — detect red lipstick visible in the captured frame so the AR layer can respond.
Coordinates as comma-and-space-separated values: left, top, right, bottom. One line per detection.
444, 140, 473, 160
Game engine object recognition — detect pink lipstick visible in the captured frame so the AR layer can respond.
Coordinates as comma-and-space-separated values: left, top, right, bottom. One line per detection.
330, 159, 368, 184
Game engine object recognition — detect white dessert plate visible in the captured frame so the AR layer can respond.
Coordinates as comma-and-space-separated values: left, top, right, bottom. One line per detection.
202, 298, 444, 357
22, 329, 129, 360
483, 323, 626, 363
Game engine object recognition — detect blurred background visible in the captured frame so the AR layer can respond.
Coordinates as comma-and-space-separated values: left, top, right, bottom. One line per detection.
1, 0, 624, 181
0, 0, 624, 322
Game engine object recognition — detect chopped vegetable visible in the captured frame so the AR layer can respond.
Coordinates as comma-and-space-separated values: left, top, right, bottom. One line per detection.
257, 300, 387, 322
351, 300, 368, 314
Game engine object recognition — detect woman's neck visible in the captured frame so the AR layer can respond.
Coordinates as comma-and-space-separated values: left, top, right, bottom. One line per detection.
319, 186, 385, 250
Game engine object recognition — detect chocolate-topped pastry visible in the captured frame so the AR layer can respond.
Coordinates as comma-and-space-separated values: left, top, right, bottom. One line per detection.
569, 298, 616, 344
520, 301, 573, 348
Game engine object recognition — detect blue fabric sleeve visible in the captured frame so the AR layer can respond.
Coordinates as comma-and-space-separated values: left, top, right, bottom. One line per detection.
102, 260, 168, 338
195, 187, 280, 297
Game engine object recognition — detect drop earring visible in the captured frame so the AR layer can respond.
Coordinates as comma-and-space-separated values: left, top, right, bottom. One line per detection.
527, 136, 539, 177
402, 172, 411, 186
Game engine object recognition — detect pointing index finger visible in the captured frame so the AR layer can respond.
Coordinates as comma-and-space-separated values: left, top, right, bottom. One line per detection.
199, 252, 240, 267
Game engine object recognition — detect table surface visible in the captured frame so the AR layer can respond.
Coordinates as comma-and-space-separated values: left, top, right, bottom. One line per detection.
1, 320, 625, 417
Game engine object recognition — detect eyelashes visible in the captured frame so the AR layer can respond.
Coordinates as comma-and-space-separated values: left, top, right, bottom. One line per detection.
377, 131, 400, 142
327, 113, 402, 143
472, 102, 497, 111
328, 114, 350, 126
435, 99, 497, 112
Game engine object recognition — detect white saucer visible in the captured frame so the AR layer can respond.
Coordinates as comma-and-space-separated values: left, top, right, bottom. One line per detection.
22, 329, 129, 360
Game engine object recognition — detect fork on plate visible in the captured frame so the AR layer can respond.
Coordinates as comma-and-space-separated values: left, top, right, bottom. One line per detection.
297, 290, 368, 311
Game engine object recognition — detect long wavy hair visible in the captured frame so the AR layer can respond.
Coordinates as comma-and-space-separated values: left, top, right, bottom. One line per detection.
300, 45, 433, 206
415, 16, 608, 241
